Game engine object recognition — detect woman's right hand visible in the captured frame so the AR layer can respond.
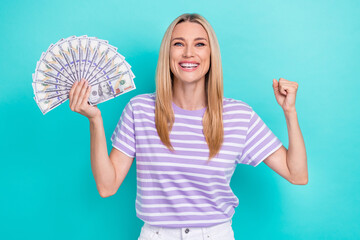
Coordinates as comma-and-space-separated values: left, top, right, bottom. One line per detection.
69, 78, 101, 120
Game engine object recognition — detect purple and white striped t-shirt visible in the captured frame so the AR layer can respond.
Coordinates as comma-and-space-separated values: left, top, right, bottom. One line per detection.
111, 93, 283, 228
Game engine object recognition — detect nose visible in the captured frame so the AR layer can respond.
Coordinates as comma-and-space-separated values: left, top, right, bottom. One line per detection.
183, 45, 194, 58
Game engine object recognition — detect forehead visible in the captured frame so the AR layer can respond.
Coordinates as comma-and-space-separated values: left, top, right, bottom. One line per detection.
171, 21, 208, 40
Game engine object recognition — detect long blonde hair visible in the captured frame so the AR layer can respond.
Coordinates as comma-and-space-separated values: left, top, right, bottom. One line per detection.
155, 13, 224, 161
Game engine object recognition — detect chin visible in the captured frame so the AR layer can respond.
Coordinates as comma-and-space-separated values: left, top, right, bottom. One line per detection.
177, 76, 203, 83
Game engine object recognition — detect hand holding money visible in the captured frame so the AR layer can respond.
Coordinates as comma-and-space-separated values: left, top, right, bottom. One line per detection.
69, 78, 101, 120
32, 35, 136, 115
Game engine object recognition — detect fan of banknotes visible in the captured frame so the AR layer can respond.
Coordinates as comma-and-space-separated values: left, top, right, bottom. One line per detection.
32, 35, 136, 115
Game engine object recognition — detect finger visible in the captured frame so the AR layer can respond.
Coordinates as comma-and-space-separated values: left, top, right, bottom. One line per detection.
272, 79, 279, 90
81, 85, 91, 106
69, 81, 78, 108
279, 78, 298, 89
272, 79, 281, 96
279, 77, 289, 83
278, 82, 288, 95
72, 79, 85, 109
292, 81, 299, 90
279, 82, 298, 93
76, 80, 89, 109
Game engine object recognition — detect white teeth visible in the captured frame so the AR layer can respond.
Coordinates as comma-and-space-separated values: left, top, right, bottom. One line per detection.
180, 63, 199, 68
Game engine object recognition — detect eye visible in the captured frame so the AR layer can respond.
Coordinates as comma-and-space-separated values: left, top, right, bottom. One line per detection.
196, 42, 205, 47
174, 42, 183, 46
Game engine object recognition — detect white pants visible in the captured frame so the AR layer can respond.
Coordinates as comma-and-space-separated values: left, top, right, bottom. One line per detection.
138, 219, 235, 240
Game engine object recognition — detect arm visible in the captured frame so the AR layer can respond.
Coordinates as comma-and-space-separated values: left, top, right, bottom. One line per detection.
285, 110, 307, 184
263, 109, 308, 185
90, 116, 134, 197
263, 78, 308, 185
70, 78, 134, 198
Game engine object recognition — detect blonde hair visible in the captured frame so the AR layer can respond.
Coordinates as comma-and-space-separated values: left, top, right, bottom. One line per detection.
155, 13, 224, 162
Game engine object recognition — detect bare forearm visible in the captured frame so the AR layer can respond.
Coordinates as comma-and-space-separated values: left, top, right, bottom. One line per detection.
89, 115, 116, 196
284, 110, 308, 184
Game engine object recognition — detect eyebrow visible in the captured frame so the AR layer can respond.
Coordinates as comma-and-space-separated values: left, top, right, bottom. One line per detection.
171, 37, 208, 42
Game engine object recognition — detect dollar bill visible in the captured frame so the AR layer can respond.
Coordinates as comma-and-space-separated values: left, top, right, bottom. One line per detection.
41, 49, 75, 84
35, 90, 69, 103
34, 59, 73, 87
89, 56, 133, 85
68, 38, 81, 81
88, 72, 135, 105
86, 45, 125, 83
57, 40, 77, 81
83, 39, 100, 80
35, 95, 68, 115
32, 81, 71, 94
45, 43, 76, 83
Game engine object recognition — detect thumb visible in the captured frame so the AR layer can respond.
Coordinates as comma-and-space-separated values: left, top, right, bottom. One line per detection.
273, 78, 283, 100
273, 79, 279, 94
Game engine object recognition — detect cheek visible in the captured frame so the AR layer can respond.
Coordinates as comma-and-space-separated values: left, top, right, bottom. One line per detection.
169, 50, 177, 71
202, 53, 211, 71
169, 59, 177, 74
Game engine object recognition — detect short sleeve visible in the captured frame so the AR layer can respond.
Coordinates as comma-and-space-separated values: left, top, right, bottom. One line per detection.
238, 107, 283, 167
110, 101, 136, 158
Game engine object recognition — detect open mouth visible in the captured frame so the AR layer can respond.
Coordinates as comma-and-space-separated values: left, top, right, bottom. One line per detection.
179, 62, 200, 71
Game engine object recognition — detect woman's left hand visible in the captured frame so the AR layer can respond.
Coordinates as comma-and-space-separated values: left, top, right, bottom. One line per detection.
272, 78, 298, 113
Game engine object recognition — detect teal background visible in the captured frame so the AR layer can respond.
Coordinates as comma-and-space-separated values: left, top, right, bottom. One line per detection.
1, 0, 359, 239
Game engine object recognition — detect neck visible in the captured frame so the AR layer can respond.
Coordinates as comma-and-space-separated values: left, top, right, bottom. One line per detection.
172, 77, 207, 111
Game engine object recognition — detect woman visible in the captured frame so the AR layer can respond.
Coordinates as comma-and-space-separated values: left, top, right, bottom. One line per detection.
69, 13, 308, 240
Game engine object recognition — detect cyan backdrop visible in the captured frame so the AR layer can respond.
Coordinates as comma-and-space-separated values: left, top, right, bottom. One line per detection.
1, 0, 359, 239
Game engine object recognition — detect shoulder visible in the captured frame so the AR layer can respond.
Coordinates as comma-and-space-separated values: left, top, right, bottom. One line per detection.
223, 97, 252, 113
126, 92, 155, 112
129, 92, 155, 103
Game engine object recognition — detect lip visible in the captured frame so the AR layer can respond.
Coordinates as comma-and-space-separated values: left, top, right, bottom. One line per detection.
178, 61, 200, 72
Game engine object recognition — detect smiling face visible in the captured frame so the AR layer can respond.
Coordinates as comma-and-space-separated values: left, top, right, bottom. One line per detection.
170, 21, 211, 85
